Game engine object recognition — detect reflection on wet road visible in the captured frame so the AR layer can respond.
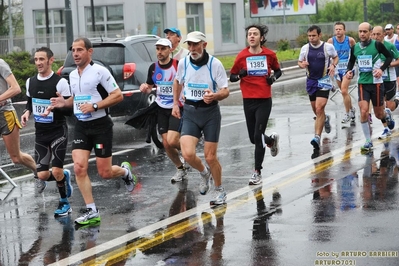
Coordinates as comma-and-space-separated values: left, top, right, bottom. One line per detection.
1, 85, 399, 265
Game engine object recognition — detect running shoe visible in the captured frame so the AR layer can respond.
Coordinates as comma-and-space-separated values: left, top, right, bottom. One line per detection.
170, 168, 187, 183
249, 172, 262, 185
389, 119, 395, 130
35, 178, 47, 193
378, 128, 392, 139
74, 208, 101, 225
268, 132, 280, 157
341, 113, 351, 124
350, 107, 356, 122
121, 161, 137, 192
64, 169, 73, 198
210, 186, 227, 206
368, 113, 373, 124
199, 166, 212, 195
324, 114, 331, 133
360, 140, 373, 152
54, 198, 72, 217
310, 136, 321, 150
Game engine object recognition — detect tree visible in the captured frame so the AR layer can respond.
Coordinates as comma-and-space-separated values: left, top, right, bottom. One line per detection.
0, 0, 24, 36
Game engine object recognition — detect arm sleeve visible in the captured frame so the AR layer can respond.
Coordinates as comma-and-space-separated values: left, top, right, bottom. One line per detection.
146, 63, 155, 85
346, 46, 356, 71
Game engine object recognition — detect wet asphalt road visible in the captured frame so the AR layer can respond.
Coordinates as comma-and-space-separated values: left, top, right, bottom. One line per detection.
1, 72, 399, 266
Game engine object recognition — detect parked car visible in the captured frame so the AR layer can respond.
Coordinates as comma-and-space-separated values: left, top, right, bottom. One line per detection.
57, 35, 159, 117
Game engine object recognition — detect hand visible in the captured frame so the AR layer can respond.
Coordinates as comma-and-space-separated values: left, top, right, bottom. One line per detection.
266, 75, 276, 85
139, 83, 149, 93
345, 70, 354, 80
203, 89, 214, 104
238, 69, 247, 78
20, 112, 29, 127
50, 92, 66, 108
171, 104, 181, 119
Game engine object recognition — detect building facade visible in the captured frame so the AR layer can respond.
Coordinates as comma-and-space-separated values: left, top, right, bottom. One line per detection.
22, 0, 246, 59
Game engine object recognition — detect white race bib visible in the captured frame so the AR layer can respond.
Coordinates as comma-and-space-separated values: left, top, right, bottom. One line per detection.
246, 56, 268, 76
185, 83, 208, 101
318, 75, 333, 90
74, 95, 92, 120
358, 55, 372, 72
32, 98, 53, 123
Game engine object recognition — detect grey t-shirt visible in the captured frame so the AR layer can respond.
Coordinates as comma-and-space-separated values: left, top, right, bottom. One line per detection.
0, 59, 15, 111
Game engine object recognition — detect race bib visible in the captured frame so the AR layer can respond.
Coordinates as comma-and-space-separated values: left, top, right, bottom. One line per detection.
156, 81, 173, 96
246, 56, 268, 76
337, 59, 348, 75
32, 98, 53, 123
185, 83, 208, 101
358, 55, 372, 72
318, 75, 334, 90
74, 95, 92, 120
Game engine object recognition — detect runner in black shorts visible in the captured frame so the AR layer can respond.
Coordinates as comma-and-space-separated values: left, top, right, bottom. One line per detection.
49, 37, 137, 226
21, 47, 73, 217
139, 38, 187, 183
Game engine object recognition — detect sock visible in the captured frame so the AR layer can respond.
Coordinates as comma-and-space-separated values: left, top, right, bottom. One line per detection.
200, 167, 208, 176
87, 203, 97, 212
361, 121, 371, 140
56, 177, 67, 198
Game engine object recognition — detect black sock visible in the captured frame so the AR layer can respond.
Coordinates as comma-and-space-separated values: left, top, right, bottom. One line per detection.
57, 177, 67, 199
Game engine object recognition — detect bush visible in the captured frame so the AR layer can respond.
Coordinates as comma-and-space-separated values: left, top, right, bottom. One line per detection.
296, 33, 308, 47
277, 39, 290, 51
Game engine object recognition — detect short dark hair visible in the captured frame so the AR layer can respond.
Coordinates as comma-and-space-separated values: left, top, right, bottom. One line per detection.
334, 22, 346, 30
73, 37, 93, 50
35, 46, 54, 59
307, 25, 321, 35
245, 24, 269, 45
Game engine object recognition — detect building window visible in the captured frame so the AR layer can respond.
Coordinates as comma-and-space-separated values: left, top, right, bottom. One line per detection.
186, 4, 204, 33
85, 5, 124, 37
221, 3, 236, 44
34, 9, 66, 44
145, 3, 165, 36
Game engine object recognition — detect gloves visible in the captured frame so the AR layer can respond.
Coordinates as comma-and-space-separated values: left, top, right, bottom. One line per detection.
238, 69, 247, 78
266, 75, 276, 85
230, 69, 248, 82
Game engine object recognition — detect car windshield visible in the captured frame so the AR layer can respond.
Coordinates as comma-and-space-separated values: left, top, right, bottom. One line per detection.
64, 45, 125, 67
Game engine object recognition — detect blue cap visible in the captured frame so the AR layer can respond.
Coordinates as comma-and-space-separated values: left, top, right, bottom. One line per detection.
164, 27, 181, 37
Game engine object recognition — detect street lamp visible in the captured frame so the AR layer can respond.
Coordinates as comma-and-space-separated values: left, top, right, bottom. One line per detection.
7, 0, 13, 53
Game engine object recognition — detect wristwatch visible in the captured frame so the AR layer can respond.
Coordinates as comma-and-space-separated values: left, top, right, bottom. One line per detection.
92, 103, 98, 112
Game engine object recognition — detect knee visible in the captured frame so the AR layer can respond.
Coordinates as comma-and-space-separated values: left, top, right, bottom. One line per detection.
52, 168, 64, 179
315, 107, 325, 116
204, 153, 217, 165
73, 162, 87, 178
